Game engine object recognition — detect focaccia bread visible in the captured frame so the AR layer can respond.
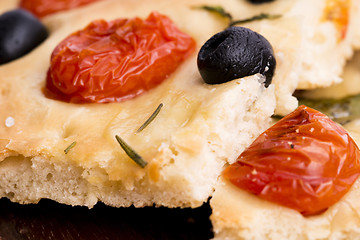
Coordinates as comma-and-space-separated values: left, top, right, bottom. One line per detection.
210, 108, 360, 240
0, 0, 359, 213
236, 0, 359, 115
0, 0, 277, 208
298, 51, 360, 100
210, 52, 360, 239
351, 2, 360, 49
211, 121, 360, 240
2, 0, 359, 116
211, 175, 360, 240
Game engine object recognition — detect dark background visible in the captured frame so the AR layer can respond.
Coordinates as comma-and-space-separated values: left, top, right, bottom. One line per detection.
0, 198, 213, 240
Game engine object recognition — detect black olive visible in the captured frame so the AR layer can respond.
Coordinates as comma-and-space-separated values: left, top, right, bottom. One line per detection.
247, 0, 275, 4
197, 26, 275, 87
0, 9, 48, 65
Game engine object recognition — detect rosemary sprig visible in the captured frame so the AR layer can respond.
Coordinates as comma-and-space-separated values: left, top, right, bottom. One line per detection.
196, 6, 233, 22
115, 135, 147, 168
196, 5, 281, 28
136, 103, 163, 133
229, 13, 281, 26
64, 141, 76, 154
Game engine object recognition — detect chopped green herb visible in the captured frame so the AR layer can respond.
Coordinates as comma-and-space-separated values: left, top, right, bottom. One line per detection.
195, 5, 281, 28
115, 135, 147, 168
136, 103, 163, 133
64, 141, 76, 154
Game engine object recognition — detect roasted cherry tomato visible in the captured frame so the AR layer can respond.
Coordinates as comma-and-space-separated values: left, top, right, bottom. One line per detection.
224, 105, 360, 216
19, 0, 101, 18
45, 12, 196, 103
323, 0, 350, 40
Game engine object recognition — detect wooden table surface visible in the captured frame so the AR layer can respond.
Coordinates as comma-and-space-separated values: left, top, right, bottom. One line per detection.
0, 198, 213, 240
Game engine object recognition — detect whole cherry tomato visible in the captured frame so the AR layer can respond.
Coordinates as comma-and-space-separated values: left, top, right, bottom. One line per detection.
45, 12, 196, 103
19, 0, 101, 18
224, 105, 360, 216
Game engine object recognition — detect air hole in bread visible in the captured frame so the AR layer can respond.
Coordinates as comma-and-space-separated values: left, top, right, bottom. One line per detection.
46, 173, 53, 181
168, 146, 179, 159
6, 191, 14, 198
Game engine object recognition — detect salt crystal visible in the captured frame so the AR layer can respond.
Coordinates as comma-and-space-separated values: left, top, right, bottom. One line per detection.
5, 117, 15, 127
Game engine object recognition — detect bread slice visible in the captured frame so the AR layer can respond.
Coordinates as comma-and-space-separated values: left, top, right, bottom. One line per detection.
211, 175, 360, 240
0, 74, 275, 208
0, 0, 358, 211
210, 115, 360, 240
210, 50, 360, 240
0, 0, 277, 208
236, 0, 358, 115
3, 0, 358, 114
351, 0, 360, 49
298, 51, 360, 100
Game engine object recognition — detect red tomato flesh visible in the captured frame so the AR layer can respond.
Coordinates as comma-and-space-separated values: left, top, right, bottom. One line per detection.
45, 12, 196, 103
19, 0, 101, 18
224, 105, 360, 216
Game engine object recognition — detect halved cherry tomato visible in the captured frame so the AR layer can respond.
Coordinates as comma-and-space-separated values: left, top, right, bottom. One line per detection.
19, 0, 101, 18
45, 12, 196, 103
323, 0, 350, 40
224, 105, 360, 216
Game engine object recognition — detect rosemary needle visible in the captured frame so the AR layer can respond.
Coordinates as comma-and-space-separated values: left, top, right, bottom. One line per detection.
196, 5, 233, 22
196, 5, 281, 28
136, 103, 163, 133
115, 135, 147, 168
229, 13, 282, 26
64, 141, 76, 154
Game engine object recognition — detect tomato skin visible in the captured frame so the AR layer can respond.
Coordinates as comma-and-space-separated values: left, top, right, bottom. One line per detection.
19, 0, 101, 18
224, 105, 360, 216
45, 12, 196, 103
